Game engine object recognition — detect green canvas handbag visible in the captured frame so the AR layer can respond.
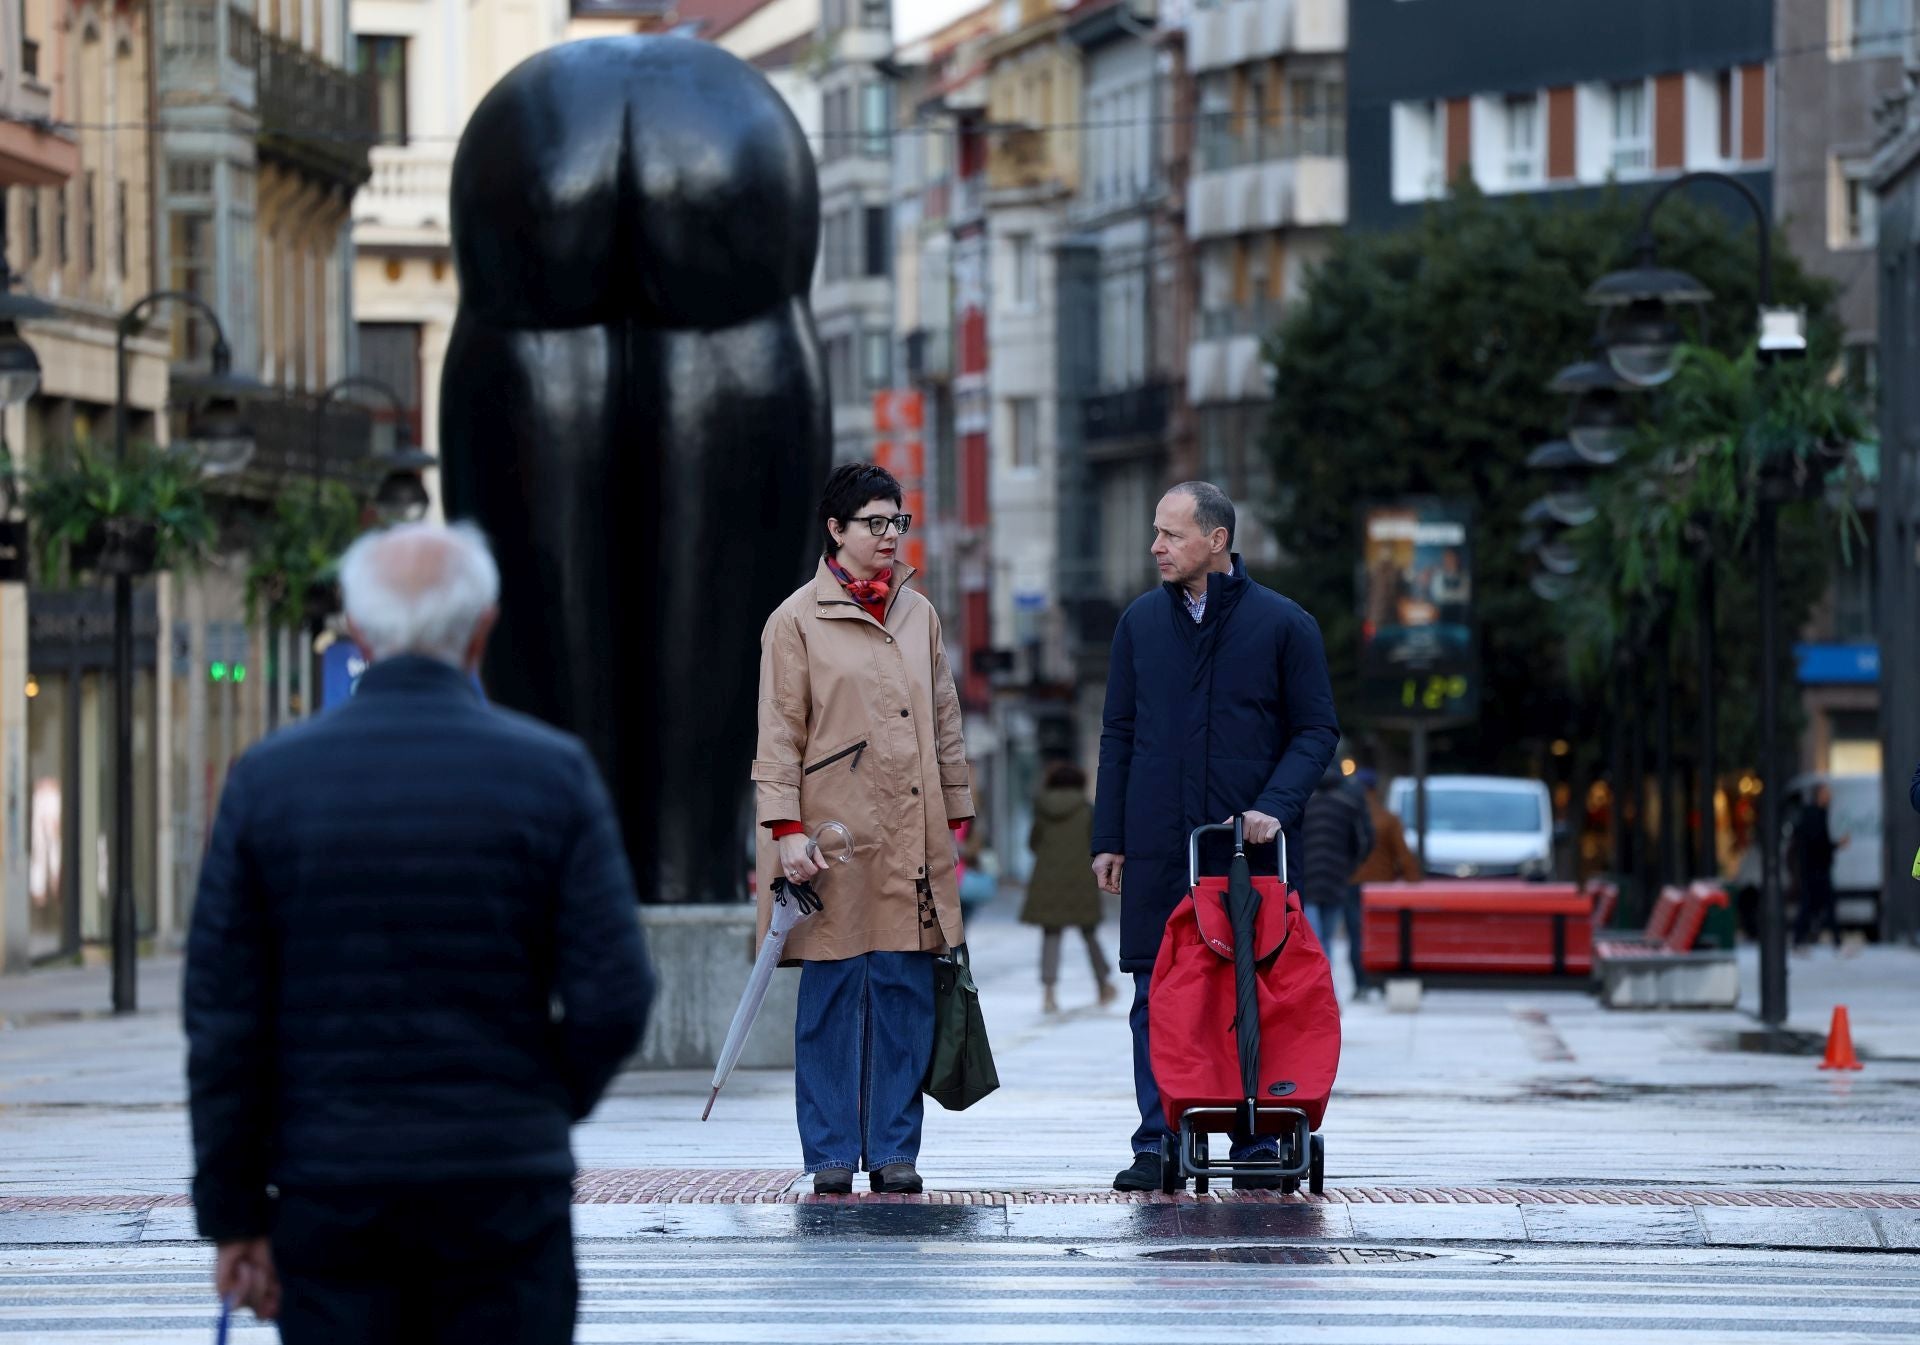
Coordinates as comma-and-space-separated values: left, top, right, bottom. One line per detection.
924, 944, 999, 1111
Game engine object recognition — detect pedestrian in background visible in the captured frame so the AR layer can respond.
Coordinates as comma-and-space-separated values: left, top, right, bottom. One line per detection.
1021, 762, 1118, 1014
1352, 768, 1419, 889
1300, 762, 1375, 999
185, 522, 655, 1343
1093, 482, 1339, 1192
1791, 780, 1850, 954
755, 462, 975, 1196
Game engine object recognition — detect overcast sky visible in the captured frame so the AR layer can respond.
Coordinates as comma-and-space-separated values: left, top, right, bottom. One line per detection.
895, 0, 990, 46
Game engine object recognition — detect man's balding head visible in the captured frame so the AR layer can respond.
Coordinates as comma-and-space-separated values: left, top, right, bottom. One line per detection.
339, 522, 501, 669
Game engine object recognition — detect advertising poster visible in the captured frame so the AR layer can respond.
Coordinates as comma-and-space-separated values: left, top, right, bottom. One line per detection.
1358, 500, 1479, 721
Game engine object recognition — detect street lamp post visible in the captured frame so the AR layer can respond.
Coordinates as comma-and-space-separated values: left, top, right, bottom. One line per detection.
1584, 171, 1808, 1028
313, 374, 435, 519
110, 294, 256, 1014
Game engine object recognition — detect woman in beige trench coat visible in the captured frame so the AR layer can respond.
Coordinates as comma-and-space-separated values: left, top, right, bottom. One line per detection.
753, 462, 975, 1196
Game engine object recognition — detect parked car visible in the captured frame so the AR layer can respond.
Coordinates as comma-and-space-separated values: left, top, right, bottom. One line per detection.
1386, 775, 1556, 880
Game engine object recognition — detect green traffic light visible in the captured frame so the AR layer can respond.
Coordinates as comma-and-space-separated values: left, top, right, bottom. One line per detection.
233, 665, 247, 684
210, 662, 227, 682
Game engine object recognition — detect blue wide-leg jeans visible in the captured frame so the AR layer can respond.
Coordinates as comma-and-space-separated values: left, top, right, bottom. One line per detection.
795, 952, 936, 1173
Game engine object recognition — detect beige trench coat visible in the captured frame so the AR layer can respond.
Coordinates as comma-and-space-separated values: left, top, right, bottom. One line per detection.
752, 559, 975, 963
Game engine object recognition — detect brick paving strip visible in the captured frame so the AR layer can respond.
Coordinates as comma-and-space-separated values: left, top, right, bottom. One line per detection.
8, 1170, 1920, 1212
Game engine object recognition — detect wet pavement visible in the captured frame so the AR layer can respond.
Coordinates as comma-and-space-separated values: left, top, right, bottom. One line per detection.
3, 896, 1918, 1338
6, 1240, 1920, 1343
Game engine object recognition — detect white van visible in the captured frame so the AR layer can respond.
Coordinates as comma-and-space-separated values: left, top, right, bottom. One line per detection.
1386, 775, 1556, 880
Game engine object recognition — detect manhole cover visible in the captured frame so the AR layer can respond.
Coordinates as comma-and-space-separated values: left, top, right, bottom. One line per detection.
1143, 1246, 1436, 1265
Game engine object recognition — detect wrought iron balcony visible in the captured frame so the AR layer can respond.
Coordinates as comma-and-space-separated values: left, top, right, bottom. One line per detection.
183, 387, 375, 502
1081, 380, 1172, 445
257, 33, 373, 190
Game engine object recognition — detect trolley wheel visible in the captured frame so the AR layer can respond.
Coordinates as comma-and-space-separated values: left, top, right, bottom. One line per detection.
1309, 1134, 1325, 1195
1192, 1133, 1210, 1196
1157, 1135, 1180, 1194
1281, 1176, 1300, 1195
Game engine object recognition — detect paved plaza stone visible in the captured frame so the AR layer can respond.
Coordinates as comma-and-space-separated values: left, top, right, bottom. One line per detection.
3, 895, 1918, 1339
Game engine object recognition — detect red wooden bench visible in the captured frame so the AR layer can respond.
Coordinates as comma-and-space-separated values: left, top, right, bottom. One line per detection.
1360, 882, 1593, 979
1593, 883, 1736, 1008
1587, 878, 1620, 931
1593, 883, 1725, 960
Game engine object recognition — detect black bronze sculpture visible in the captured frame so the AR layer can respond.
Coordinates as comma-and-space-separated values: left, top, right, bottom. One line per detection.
440, 36, 830, 903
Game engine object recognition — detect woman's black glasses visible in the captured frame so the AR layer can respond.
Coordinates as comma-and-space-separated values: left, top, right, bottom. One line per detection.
844, 513, 913, 538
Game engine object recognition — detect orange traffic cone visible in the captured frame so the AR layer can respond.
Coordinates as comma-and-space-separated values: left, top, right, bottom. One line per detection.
1818, 1006, 1863, 1071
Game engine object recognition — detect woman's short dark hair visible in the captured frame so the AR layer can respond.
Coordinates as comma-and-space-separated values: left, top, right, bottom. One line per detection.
1045, 762, 1087, 790
818, 462, 903, 557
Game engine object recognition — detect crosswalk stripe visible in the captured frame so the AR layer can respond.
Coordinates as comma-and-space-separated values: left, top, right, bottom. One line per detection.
2, 1242, 1917, 1343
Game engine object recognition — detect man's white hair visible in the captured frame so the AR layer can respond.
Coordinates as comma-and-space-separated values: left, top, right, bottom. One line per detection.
338, 521, 501, 666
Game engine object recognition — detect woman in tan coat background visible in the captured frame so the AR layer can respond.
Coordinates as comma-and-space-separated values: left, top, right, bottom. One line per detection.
753, 463, 974, 1196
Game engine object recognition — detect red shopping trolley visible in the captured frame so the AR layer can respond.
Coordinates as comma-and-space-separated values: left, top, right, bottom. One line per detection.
1148, 818, 1341, 1194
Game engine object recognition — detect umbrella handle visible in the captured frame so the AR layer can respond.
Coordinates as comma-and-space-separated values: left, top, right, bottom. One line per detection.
1189, 820, 1288, 888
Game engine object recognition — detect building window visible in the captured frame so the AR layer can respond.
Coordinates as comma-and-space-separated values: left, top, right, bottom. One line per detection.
1007, 233, 1035, 308
357, 322, 424, 443
1289, 76, 1345, 157
81, 171, 96, 275
1504, 93, 1541, 184
860, 82, 890, 158
822, 87, 849, 163
1836, 158, 1879, 247
1608, 80, 1649, 176
1391, 99, 1445, 201
1197, 74, 1234, 173
1009, 396, 1039, 469
862, 330, 890, 391
1716, 68, 1735, 160
820, 209, 843, 282
823, 0, 846, 34
863, 205, 888, 278
1849, 0, 1910, 60
860, 0, 889, 30
356, 36, 408, 145
824, 334, 855, 405
168, 210, 213, 361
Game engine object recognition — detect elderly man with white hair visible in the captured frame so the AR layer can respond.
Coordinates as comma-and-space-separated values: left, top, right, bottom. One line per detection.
184, 521, 654, 1344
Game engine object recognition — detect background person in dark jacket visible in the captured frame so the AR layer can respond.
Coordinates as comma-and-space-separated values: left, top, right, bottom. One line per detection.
1300, 763, 1375, 998
184, 522, 654, 1342
1790, 781, 1850, 953
1092, 482, 1339, 1192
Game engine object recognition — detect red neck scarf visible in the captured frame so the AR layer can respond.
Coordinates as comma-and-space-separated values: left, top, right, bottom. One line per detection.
827, 555, 893, 613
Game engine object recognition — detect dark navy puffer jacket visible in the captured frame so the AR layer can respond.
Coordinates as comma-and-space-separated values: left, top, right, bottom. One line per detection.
184, 657, 654, 1241
1093, 557, 1341, 971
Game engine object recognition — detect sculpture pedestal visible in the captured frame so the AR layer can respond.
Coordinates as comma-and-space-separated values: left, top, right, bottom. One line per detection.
632, 903, 797, 1070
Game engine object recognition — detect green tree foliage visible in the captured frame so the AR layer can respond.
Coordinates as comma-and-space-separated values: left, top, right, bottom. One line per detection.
1261, 183, 1844, 772
244, 483, 367, 632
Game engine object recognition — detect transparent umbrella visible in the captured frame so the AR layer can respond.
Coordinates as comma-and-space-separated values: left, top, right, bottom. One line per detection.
703, 822, 852, 1120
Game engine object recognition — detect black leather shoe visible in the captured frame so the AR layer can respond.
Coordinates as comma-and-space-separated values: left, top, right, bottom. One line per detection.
869, 1162, 923, 1194
1114, 1152, 1182, 1192
812, 1168, 854, 1195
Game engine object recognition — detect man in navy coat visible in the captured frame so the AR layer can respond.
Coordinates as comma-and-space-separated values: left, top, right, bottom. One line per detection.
1092, 482, 1339, 1191
185, 522, 654, 1341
